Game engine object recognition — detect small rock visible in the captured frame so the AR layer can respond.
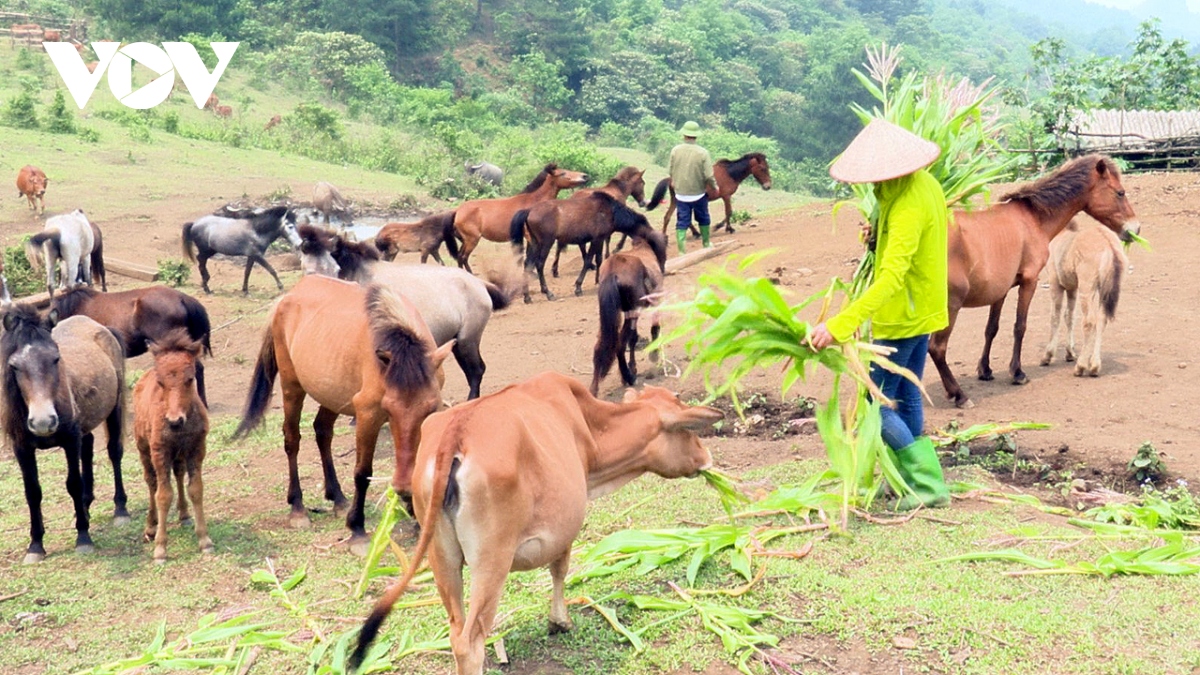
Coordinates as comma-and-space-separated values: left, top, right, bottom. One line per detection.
893, 636, 917, 650
574, 329, 583, 336
796, 267, 814, 277
1179, 362, 1188, 369
64, 637, 78, 652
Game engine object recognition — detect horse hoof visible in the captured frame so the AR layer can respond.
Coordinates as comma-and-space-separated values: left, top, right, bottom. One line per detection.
574, 287, 583, 297
179, 516, 194, 528
112, 515, 132, 527
977, 372, 994, 381
546, 292, 556, 301
1065, 353, 1076, 362
348, 535, 370, 558
1011, 373, 1029, 385
154, 555, 167, 565
288, 512, 312, 529
1039, 356, 1052, 367
200, 540, 215, 554
22, 552, 45, 565
333, 501, 350, 518
524, 295, 533, 304
76, 543, 95, 555
955, 398, 975, 409
548, 619, 573, 635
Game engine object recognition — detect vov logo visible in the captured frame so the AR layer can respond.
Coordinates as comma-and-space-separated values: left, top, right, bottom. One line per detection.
44, 41, 239, 110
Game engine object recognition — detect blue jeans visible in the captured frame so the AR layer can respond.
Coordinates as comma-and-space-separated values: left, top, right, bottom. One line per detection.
870, 334, 929, 451
676, 197, 710, 231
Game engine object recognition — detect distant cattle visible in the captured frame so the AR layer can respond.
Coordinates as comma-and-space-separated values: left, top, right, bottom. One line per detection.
312, 181, 352, 225
42, 29, 61, 42
351, 372, 723, 674
16, 165, 48, 216
264, 114, 282, 131
214, 105, 232, 119
464, 161, 503, 187
204, 93, 218, 110
9, 24, 42, 46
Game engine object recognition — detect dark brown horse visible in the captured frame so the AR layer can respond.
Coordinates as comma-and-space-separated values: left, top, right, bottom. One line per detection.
511, 192, 655, 302
133, 330, 211, 562
51, 286, 213, 405
374, 210, 460, 265
548, 166, 648, 278
234, 276, 454, 555
930, 155, 1141, 408
591, 231, 668, 395
2, 304, 128, 563
452, 164, 589, 273
647, 152, 772, 235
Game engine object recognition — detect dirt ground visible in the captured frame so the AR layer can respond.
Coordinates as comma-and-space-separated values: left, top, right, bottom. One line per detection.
3, 168, 1198, 489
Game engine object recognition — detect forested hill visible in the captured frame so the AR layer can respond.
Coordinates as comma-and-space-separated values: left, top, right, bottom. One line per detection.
16, 0, 1189, 191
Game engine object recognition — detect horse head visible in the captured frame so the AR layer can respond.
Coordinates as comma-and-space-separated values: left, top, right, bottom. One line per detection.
749, 154, 772, 190
147, 330, 204, 430
2, 305, 64, 437
296, 225, 341, 278
611, 166, 648, 207
550, 166, 590, 190
1081, 156, 1140, 242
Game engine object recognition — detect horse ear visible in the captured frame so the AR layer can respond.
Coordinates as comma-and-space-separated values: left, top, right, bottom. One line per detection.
430, 340, 456, 370
638, 169, 646, 178
2, 310, 15, 332
1096, 158, 1108, 175
46, 308, 59, 327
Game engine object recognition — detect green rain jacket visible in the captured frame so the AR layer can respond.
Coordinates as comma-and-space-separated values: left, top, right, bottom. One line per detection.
826, 169, 949, 342
668, 142, 717, 196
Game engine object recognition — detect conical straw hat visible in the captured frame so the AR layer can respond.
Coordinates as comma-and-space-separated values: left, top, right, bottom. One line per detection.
829, 119, 941, 184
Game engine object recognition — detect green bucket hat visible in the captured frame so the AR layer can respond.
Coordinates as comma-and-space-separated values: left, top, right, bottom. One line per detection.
678, 120, 702, 137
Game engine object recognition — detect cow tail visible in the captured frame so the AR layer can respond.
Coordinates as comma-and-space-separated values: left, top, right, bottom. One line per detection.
24, 231, 58, 273
593, 274, 622, 389
181, 222, 197, 261
231, 327, 277, 439
351, 420, 460, 671
645, 178, 670, 211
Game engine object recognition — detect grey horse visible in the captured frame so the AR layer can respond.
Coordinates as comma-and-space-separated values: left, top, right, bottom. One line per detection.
181, 205, 301, 295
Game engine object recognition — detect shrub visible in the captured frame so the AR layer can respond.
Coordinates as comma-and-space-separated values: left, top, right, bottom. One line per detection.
4, 237, 43, 298
2, 77, 41, 129
45, 90, 76, 134
1129, 442, 1166, 485
287, 103, 342, 140
157, 259, 191, 287
162, 111, 180, 134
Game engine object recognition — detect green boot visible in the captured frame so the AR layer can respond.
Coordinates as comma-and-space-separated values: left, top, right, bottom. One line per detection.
700, 224, 712, 248
676, 228, 688, 254
894, 437, 950, 511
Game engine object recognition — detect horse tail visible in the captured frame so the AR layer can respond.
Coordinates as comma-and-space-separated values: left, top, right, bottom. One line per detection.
592, 273, 623, 391
180, 294, 214, 356
232, 327, 278, 439
645, 178, 670, 211
441, 212, 460, 261
106, 326, 130, 357
509, 209, 530, 257
25, 231, 58, 273
181, 222, 199, 262
90, 233, 107, 291
351, 417, 461, 671
1099, 241, 1125, 322
483, 280, 513, 311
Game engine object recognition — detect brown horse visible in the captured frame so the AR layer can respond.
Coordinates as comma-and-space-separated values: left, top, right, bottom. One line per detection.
647, 152, 772, 235
548, 166, 648, 278
51, 286, 213, 404
2, 305, 129, 563
374, 210, 459, 265
134, 330, 211, 562
512, 193, 656, 302
591, 231, 668, 395
1041, 219, 1129, 377
452, 163, 589, 273
234, 276, 454, 554
930, 155, 1141, 407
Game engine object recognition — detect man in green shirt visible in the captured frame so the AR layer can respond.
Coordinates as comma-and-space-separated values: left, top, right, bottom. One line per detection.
667, 121, 718, 254
809, 119, 951, 511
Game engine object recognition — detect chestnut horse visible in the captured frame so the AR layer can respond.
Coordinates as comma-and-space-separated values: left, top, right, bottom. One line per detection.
591, 230, 668, 395
234, 276, 454, 555
930, 155, 1141, 407
452, 163, 589, 273
548, 166, 648, 278
51, 286, 213, 405
647, 152, 772, 235
134, 330, 211, 562
374, 210, 459, 265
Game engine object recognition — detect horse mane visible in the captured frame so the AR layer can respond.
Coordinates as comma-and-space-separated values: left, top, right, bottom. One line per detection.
520, 164, 559, 194
642, 230, 667, 273
1002, 154, 1119, 219
717, 153, 767, 182
51, 285, 100, 318
334, 236, 381, 281
148, 327, 203, 356
251, 205, 292, 233
1, 304, 53, 445
297, 224, 335, 257
594, 192, 650, 236
364, 284, 435, 392
605, 166, 642, 192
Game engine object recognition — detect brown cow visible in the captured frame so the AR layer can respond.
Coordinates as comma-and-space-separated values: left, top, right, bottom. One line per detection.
16, 166, 48, 215
43, 29, 61, 42
352, 372, 723, 674
264, 114, 282, 131
204, 93, 218, 110
214, 105, 232, 119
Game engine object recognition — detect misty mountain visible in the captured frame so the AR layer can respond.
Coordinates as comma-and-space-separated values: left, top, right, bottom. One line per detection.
991, 0, 1200, 49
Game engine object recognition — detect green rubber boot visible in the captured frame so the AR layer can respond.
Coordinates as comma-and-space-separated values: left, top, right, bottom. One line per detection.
700, 224, 712, 248
676, 228, 688, 254
894, 436, 950, 511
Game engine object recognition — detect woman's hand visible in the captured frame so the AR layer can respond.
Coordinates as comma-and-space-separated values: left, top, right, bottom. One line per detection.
808, 322, 836, 350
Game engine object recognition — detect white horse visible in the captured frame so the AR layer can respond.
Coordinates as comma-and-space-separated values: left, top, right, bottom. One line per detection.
25, 209, 97, 298
1041, 219, 1130, 377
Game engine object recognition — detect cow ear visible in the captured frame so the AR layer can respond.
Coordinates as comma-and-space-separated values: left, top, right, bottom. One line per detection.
430, 340, 456, 370
662, 406, 724, 431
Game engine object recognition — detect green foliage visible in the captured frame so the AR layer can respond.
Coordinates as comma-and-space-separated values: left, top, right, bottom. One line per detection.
177, 32, 225, 68
2, 76, 41, 129
4, 237, 43, 298
45, 89, 76, 134
156, 258, 191, 287
1087, 485, 1200, 530
266, 30, 388, 95
162, 110, 180, 134
77, 126, 102, 143
1129, 441, 1166, 485
509, 50, 571, 113
287, 103, 343, 140
87, 0, 244, 39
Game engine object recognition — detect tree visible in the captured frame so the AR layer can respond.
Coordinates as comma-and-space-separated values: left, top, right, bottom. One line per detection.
87, 0, 243, 39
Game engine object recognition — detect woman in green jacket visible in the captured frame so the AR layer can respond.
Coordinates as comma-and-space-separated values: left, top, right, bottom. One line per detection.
809, 119, 950, 510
